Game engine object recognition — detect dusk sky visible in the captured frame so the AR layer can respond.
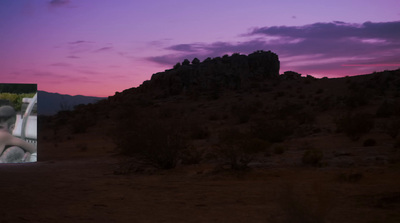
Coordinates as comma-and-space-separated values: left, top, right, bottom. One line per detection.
1, 0, 399, 97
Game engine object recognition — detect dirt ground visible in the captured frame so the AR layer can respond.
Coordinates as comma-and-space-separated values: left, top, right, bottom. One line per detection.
0, 132, 399, 223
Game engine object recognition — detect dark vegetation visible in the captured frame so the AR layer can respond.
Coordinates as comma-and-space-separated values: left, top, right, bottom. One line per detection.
0, 84, 37, 94
42, 50, 400, 171
0, 84, 37, 111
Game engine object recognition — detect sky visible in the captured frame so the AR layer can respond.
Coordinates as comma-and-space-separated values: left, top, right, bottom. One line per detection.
0, 0, 399, 97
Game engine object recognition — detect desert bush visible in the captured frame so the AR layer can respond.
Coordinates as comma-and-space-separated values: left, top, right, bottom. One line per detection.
233, 109, 250, 124
208, 113, 220, 121
251, 119, 295, 143
133, 123, 185, 169
337, 172, 363, 183
274, 103, 315, 124
112, 108, 187, 169
231, 101, 261, 124
273, 91, 285, 99
316, 88, 324, 94
376, 100, 400, 117
217, 129, 269, 170
275, 103, 304, 119
389, 140, 400, 164
189, 123, 210, 140
295, 109, 316, 125
76, 143, 88, 151
316, 95, 335, 111
273, 146, 285, 155
70, 113, 97, 134
342, 89, 370, 109
54, 110, 73, 127
180, 146, 204, 165
363, 138, 377, 147
384, 119, 400, 139
335, 113, 374, 141
394, 139, 400, 149
302, 148, 323, 167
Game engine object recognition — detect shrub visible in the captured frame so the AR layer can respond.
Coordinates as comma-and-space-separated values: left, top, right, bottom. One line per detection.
76, 143, 88, 151
363, 138, 377, 147
384, 119, 400, 139
337, 172, 363, 183
394, 139, 400, 149
335, 113, 374, 141
342, 90, 370, 109
191, 58, 200, 65
180, 146, 204, 165
217, 129, 269, 170
273, 146, 285, 154
112, 109, 187, 169
182, 59, 190, 66
189, 123, 210, 140
173, 62, 181, 69
0, 93, 36, 111
251, 119, 295, 143
376, 100, 400, 117
70, 113, 97, 134
302, 148, 323, 166
231, 101, 260, 124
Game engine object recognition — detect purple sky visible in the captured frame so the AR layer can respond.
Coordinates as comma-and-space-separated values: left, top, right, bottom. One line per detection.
0, 0, 399, 97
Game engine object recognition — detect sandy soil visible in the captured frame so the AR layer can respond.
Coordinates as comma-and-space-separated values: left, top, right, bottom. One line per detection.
0, 135, 399, 223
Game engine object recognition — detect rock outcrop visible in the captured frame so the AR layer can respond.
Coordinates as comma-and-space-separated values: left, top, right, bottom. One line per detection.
140, 50, 280, 96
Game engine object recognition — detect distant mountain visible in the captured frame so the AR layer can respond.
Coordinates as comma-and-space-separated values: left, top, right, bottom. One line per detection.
38, 91, 105, 115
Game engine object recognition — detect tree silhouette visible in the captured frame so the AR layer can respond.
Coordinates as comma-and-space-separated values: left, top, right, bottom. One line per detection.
173, 62, 181, 69
191, 58, 200, 65
182, 59, 190, 66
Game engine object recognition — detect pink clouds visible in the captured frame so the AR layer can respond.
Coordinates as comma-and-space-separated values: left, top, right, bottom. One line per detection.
147, 21, 400, 77
342, 63, 400, 67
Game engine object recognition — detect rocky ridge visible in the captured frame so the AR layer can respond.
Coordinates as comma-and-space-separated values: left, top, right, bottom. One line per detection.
139, 50, 280, 96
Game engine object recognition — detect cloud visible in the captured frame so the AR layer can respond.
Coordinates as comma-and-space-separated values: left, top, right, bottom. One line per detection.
32, 71, 99, 84
67, 55, 80, 59
147, 21, 400, 75
50, 62, 72, 67
76, 69, 102, 75
66, 40, 95, 55
94, 46, 113, 53
167, 44, 203, 52
49, 0, 70, 7
147, 40, 270, 65
249, 21, 400, 41
147, 55, 185, 65
68, 40, 90, 45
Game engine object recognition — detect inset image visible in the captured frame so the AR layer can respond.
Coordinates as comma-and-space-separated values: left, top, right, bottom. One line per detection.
0, 84, 37, 163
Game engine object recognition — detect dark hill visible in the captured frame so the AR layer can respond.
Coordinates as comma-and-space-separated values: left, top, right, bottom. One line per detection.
41, 50, 400, 170
37, 51, 400, 222
138, 50, 279, 96
38, 91, 105, 115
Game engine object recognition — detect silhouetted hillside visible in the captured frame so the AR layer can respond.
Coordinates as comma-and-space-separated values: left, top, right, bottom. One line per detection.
43, 50, 400, 170
37, 51, 400, 222
138, 50, 279, 97
38, 91, 105, 115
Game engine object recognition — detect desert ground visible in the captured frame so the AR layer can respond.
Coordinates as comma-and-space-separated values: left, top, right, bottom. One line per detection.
0, 120, 399, 223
